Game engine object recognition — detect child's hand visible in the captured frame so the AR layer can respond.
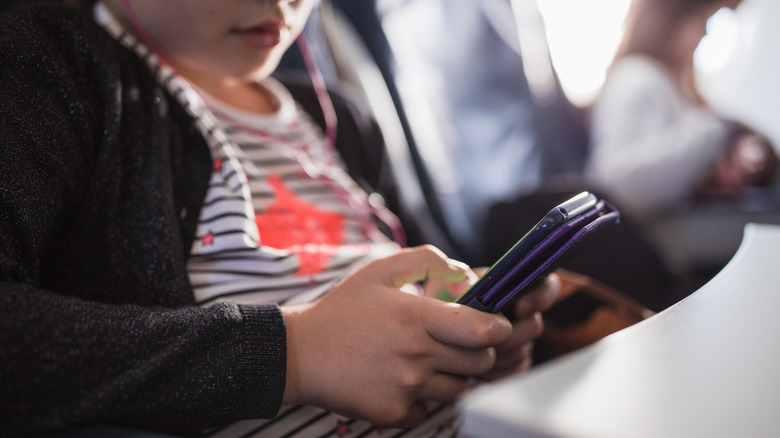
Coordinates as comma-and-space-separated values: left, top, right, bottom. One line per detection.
281, 246, 513, 427
421, 265, 560, 381
480, 273, 560, 381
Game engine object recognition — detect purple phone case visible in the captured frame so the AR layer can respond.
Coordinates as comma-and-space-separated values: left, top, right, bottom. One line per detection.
484, 201, 619, 313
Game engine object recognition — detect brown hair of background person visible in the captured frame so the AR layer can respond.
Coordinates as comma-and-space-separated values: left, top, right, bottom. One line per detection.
616, 0, 742, 102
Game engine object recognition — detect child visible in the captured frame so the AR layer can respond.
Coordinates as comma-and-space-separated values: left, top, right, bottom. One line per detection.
0, 0, 558, 436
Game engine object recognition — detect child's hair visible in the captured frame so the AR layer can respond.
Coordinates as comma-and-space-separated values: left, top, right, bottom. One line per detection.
616, 0, 742, 69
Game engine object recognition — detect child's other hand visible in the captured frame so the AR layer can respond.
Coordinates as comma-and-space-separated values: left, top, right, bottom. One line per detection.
422, 265, 560, 381
480, 273, 560, 382
281, 246, 513, 427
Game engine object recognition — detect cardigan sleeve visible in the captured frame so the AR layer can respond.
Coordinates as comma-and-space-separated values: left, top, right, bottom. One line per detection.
0, 286, 287, 435
0, 6, 287, 436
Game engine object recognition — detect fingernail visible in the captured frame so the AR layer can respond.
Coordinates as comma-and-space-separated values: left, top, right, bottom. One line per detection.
447, 259, 469, 273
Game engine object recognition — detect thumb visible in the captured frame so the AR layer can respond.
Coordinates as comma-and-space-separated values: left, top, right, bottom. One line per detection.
369, 245, 470, 289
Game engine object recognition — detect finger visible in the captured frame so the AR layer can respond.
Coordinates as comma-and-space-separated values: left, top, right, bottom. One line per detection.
512, 272, 561, 319
482, 343, 534, 381
431, 266, 482, 301
421, 300, 512, 349
418, 373, 472, 403
492, 342, 534, 372
382, 400, 429, 429
497, 312, 545, 353
472, 266, 489, 277
371, 245, 469, 289
423, 268, 479, 301
427, 342, 497, 376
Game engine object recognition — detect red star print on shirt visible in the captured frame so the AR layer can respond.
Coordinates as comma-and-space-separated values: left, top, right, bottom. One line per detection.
212, 157, 224, 172
255, 173, 345, 276
335, 420, 351, 436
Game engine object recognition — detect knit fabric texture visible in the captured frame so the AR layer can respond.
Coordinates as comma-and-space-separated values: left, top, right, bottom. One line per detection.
0, 4, 287, 435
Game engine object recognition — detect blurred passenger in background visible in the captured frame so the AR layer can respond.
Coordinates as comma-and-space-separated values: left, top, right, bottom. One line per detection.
377, 0, 588, 261
586, 0, 778, 219
378, 0, 684, 334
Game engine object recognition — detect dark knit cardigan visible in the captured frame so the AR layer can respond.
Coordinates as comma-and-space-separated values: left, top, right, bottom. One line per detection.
0, 4, 398, 436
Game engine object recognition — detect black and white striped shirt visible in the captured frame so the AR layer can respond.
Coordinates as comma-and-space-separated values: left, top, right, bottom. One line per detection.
95, 5, 455, 437
95, 3, 398, 310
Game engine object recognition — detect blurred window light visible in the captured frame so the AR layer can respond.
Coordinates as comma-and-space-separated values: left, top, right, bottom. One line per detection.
695, 7, 741, 74
536, 0, 631, 106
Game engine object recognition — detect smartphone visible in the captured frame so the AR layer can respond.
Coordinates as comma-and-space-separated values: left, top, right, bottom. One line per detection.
456, 192, 619, 313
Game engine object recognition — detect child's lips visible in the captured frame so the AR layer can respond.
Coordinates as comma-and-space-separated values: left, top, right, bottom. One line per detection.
233, 21, 288, 49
